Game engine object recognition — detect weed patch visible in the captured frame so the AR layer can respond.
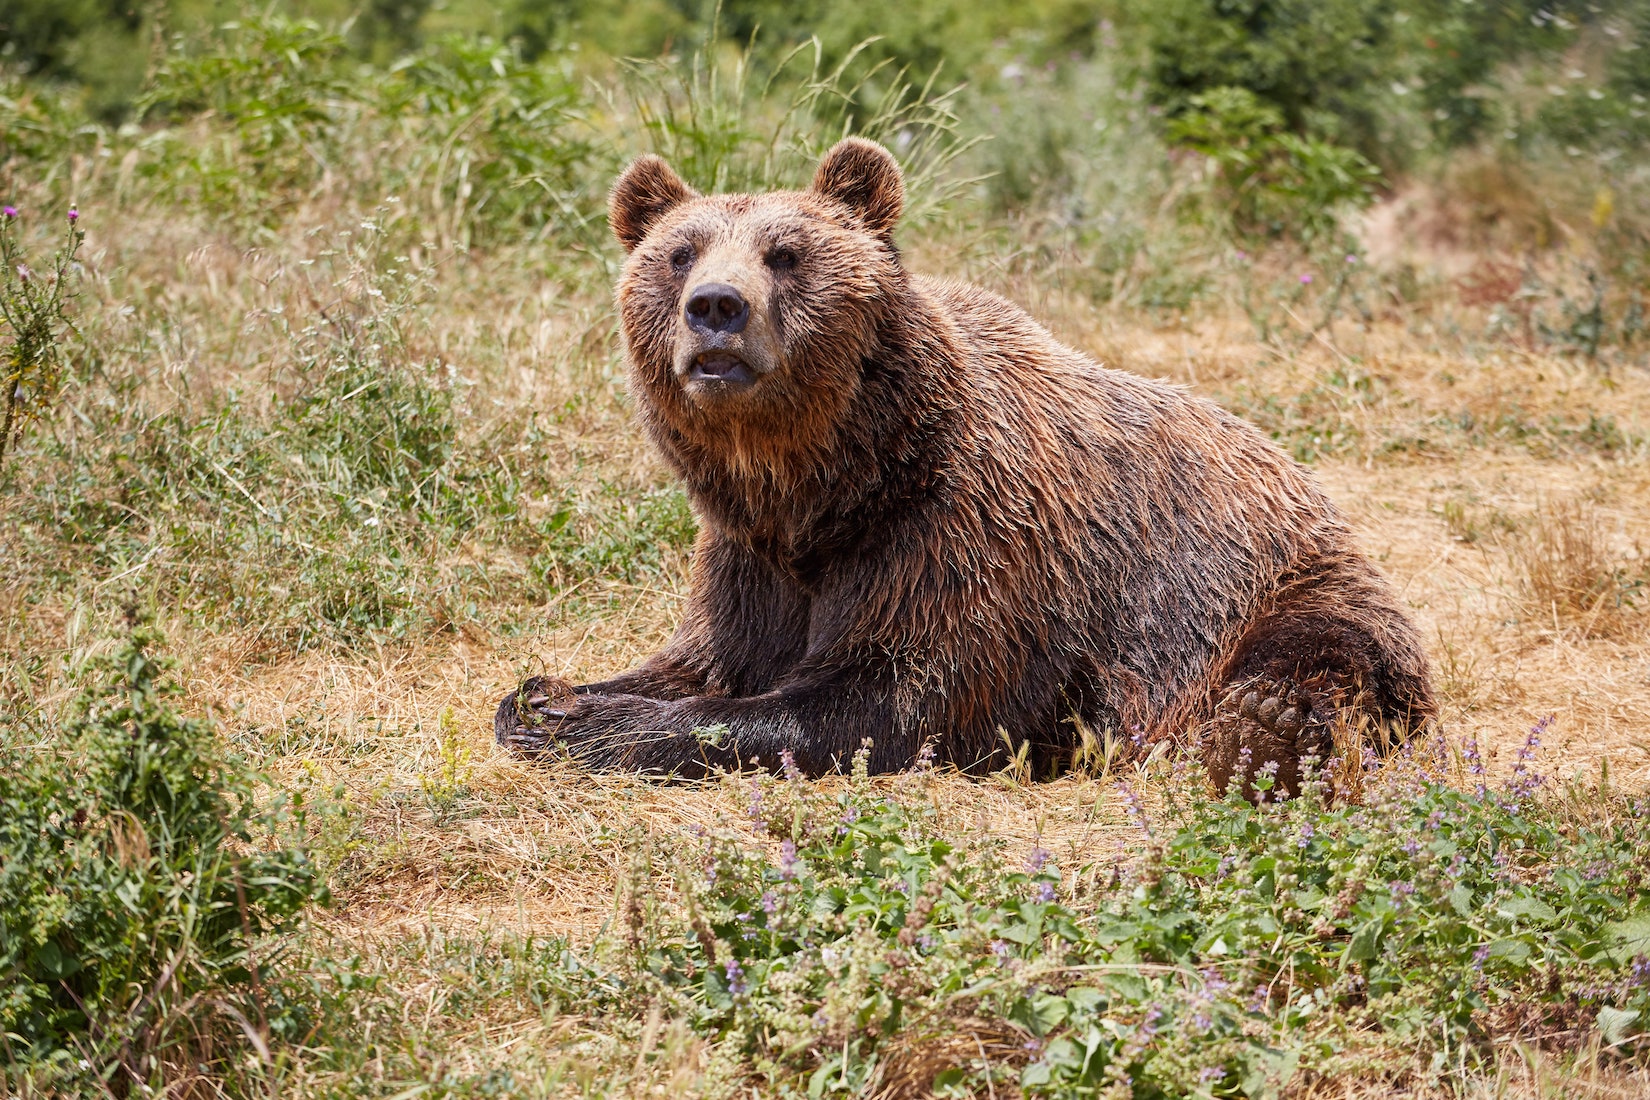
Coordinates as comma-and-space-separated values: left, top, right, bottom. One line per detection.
487, 746, 1650, 1097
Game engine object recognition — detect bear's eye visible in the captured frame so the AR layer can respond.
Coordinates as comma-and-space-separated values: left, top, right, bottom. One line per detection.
766, 247, 799, 272
669, 246, 695, 273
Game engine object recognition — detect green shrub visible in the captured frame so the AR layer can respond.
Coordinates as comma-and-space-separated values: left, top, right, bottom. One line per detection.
136, 15, 356, 217
378, 35, 596, 247
1167, 85, 1381, 243
0, 621, 326, 1090
1133, 0, 1395, 158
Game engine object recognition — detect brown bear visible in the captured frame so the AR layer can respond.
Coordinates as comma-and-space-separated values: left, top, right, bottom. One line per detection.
495, 138, 1435, 795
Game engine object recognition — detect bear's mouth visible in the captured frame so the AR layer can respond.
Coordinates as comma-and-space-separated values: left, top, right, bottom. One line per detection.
687, 351, 757, 390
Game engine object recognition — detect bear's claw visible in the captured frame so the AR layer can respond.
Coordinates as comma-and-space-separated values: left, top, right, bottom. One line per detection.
496, 675, 579, 757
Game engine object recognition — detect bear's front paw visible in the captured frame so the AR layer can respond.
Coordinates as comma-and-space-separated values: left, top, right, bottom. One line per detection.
495, 675, 579, 758
496, 679, 668, 768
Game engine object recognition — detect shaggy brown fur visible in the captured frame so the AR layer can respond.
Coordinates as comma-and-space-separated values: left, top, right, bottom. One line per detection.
496, 138, 1435, 793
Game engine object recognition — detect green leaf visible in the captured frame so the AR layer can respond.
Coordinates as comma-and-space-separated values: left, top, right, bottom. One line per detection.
1597, 1006, 1640, 1047
1345, 918, 1383, 963
1065, 986, 1103, 1012
1497, 895, 1558, 923
1032, 992, 1069, 1032
32, 940, 80, 978
1602, 910, 1650, 962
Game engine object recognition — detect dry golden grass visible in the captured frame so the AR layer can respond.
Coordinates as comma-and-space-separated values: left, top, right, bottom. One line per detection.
5, 179, 1649, 1097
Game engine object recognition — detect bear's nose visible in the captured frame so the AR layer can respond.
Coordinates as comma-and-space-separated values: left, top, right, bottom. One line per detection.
685, 283, 749, 335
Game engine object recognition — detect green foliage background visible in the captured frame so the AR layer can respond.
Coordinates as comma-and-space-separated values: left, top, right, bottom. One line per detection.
6, 0, 1648, 158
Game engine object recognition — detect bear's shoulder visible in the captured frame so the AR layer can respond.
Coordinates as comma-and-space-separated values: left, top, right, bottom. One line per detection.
910, 275, 1183, 403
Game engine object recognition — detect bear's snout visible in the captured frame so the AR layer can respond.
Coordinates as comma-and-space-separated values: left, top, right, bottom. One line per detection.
685, 282, 750, 335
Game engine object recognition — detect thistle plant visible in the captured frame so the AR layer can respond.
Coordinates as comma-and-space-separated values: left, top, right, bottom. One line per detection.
0, 203, 83, 470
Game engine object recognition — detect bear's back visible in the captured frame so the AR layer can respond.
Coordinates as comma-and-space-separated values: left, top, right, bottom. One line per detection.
911, 276, 1344, 557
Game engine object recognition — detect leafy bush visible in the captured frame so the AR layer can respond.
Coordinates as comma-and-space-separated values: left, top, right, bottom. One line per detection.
4, 211, 548, 652
1133, 0, 1395, 159
129, 15, 599, 243
379, 36, 595, 247
0, 621, 325, 1090
600, 744, 1650, 1096
136, 16, 356, 218
1168, 85, 1381, 243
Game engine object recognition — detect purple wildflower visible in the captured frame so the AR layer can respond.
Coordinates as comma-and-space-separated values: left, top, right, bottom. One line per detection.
1247, 984, 1270, 1013
2, 206, 14, 219
1472, 945, 1491, 970
1026, 846, 1052, 873
1116, 780, 1151, 837
724, 959, 747, 996
67, 206, 78, 224
1298, 822, 1315, 849
1254, 759, 1280, 804
1300, 273, 1313, 285
991, 939, 1011, 958
1345, 253, 1358, 264
1506, 717, 1551, 800
761, 891, 779, 916
779, 749, 803, 781
1035, 881, 1057, 904
1200, 1066, 1225, 1084
779, 839, 799, 881
1461, 736, 1485, 775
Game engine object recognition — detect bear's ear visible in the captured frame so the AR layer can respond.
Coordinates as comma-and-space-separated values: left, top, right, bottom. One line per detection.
609, 155, 698, 252
810, 138, 904, 239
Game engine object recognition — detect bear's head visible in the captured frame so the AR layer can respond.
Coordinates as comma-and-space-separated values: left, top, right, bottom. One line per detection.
608, 138, 907, 468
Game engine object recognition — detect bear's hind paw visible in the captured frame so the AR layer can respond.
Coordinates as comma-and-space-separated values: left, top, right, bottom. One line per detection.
1205, 676, 1338, 800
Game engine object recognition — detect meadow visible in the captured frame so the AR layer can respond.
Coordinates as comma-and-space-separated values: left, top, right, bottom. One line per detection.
3, 5, 1650, 1097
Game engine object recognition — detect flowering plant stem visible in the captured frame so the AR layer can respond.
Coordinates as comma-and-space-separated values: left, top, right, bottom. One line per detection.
0, 207, 83, 471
